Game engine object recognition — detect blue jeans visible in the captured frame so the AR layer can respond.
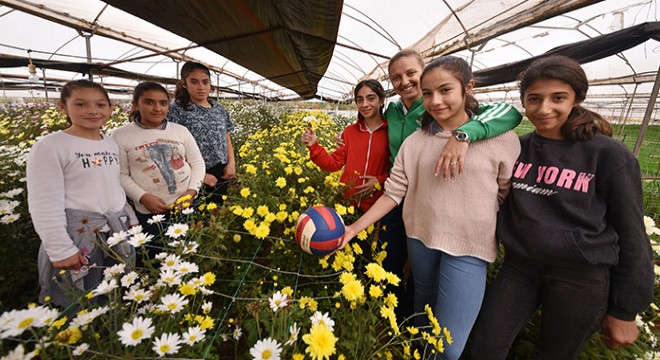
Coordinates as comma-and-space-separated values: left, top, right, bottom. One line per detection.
468, 255, 609, 360
407, 238, 487, 360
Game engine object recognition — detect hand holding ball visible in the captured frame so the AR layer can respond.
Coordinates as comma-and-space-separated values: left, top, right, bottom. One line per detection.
295, 206, 345, 256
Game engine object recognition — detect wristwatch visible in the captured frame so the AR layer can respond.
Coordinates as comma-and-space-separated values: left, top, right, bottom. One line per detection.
453, 130, 471, 143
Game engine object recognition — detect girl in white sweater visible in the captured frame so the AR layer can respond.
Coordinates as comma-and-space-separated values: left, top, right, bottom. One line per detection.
112, 82, 204, 242
27, 80, 136, 307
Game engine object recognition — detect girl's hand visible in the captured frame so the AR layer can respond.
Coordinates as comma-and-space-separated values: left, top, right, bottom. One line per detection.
354, 175, 378, 196
301, 128, 318, 146
335, 129, 345, 147
52, 252, 88, 270
204, 173, 218, 187
338, 224, 358, 250
601, 315, 640, 349
435, 136, 468, 180
175, 189, 197, 209
221, 162, 236, 180
139, 193, 170, 214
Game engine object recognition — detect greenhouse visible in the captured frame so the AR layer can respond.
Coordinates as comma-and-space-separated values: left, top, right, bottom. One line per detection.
1, 0, 659, 359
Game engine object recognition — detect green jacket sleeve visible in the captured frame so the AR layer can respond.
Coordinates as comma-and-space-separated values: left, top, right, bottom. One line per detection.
458, 102, 522, 141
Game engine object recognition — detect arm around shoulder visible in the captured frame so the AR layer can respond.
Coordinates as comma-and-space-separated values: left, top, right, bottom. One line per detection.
458, 103, 522, 141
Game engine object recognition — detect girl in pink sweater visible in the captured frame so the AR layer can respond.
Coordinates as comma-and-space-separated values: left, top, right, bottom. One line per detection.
341, 57, 520, 359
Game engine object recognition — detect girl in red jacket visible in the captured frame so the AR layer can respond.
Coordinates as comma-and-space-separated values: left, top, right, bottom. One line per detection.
301, 79, 390, 212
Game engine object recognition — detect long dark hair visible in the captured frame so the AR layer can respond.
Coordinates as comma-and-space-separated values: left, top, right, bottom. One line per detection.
174, 61, 211, 110
419, 56, 479, 131
519, 55, 612, 141
354, 79, 386, 116
130, 81, 170, 122
59, 79, 111, 125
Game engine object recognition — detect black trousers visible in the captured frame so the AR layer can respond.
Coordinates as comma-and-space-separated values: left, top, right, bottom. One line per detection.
468, 255, 609, 360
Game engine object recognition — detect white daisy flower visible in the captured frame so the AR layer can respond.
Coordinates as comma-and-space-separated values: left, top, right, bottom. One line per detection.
644, 216, 660, 236
0, 213, 20, 224
233, 326, 242, 341
249, 337, 282, 360
165, 223, 189, 239
72, 343, 89, 356
136, 303, 156, 316
168, 240, 181, 247
1, 188, 23, 198
160, 253, 181, 270
91, 279, 118, 297
310, 311, 335, 332
117, 316, 155, 346
201, 301, 212, 314
70, 306, 109, 328
158, 269, 183, 287
182, 241, 199, 254
121, 271, 139, 288
147, 214, 166, 224
199, 287, 213, 295
2, 343, 36, 360
175, 261, 199, 275
106, 231, 129, 247
152, 332, 182, 357
122, 288, 153, 304
285, 322, 299, 345
181, 207, 194, 215
268, 291, 290, 312
103, 264, 126, 280
128, 233, 155, 247
128, 225, 143, 235
0, 306, 59, 338
182, 325, 206, 345
157, 293, 189, 314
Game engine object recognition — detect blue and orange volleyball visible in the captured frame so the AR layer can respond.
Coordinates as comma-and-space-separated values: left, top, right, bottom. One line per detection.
295, 206, 345, 256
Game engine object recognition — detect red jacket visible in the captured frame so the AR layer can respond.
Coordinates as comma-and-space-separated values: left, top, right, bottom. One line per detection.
308, 116, 390, 212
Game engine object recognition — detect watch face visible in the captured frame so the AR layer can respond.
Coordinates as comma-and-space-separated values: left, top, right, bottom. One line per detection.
456, 132, 467, 141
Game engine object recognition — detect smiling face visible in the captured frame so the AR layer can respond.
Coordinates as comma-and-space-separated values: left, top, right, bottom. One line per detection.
421, 67, 473, 129
134, 89, 169, 128
355, 85, 384, 121
59, 87, 112, 135
522, 78, 578, 140
388, 55, 423, 107
184, 68, 211, 104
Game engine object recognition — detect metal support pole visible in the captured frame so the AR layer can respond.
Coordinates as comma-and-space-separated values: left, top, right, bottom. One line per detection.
77, 30, 93, 80
42, 68, 48, 101
618, 83, 638, 138
633, 63, 660, 156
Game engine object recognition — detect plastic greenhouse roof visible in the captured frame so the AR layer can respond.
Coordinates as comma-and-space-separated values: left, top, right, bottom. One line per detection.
0, 0, 658, 107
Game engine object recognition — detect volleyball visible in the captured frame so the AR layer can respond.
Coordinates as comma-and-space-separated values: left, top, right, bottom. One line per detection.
295, 206, 345, 256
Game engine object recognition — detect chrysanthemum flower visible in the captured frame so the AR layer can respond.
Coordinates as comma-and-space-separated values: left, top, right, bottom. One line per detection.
341, 279, 364, 302
365, 263, 387, 282
0, 213, 20, 224
152, 332, 182, 357
240, 188, 251, 198
128, 232, 155, 247
117, 316, 155, 346
249, 337, 282, 360
302, 323, 337, 360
